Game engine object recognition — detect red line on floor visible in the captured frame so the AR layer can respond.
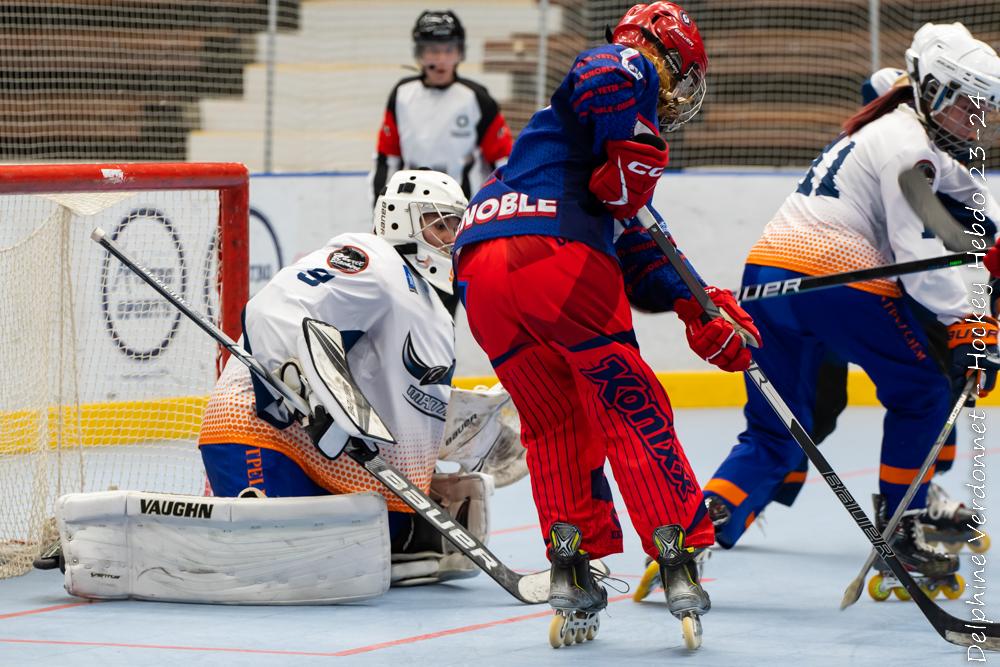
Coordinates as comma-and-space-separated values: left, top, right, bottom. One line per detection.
333, 592, 635, 656
0, 601, 94, 621
0, 638, 345, 657
491, 523, 538, 536
0, 593, 642, 658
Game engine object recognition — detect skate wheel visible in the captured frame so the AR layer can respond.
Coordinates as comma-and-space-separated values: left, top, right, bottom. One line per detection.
943, 574, 965, 600
867, 575, 890, 602
970, 534, 991, 554
681, 614, 702, 650
586, 620, 599, 641
549, 614, 567, 649
893, 586, 912, 601
919, 583, 940, 600
633, 560, 660, 602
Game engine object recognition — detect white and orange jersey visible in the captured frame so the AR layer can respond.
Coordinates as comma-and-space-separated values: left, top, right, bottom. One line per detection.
199, 232, 455, 511
747, 105, 999, 324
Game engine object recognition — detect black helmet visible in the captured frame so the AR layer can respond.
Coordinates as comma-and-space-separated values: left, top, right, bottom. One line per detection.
412, 10, 465, 50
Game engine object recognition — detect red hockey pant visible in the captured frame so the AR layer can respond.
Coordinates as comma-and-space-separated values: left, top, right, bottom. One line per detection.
456, 235, 713, 559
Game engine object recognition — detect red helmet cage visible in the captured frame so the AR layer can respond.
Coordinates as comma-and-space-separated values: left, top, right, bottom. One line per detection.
611, 2, 708, 83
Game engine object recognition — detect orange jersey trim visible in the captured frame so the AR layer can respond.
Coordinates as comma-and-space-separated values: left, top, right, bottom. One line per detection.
705, 478, 748, 507
879, 462, 935, 486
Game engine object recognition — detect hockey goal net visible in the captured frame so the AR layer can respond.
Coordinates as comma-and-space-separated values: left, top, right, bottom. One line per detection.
0, 163, 248, 579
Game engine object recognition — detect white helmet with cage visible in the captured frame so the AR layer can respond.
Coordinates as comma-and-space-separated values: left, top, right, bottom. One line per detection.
373, 170, 467, 294
904, 22, 1000, 161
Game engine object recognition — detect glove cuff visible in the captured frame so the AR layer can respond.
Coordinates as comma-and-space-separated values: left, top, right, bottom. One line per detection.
947, 315, 999, 349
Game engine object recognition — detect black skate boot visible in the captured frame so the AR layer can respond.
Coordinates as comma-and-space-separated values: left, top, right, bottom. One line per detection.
633, 512, 713, 604
868, 494, 964, 602
547, 522, 607, 649
654, 524, 711, 650
30, 517, 64, 573
923, 482, 990, 555
705, 494, 732, 530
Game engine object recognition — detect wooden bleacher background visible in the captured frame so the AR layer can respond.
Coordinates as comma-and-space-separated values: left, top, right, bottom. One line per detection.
0, 0, 996, 168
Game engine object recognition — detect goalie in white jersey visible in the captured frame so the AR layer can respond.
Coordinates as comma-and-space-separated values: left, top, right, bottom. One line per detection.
703, 23, 1000, 582
196, 169, 500, 588
40, 171, 531, 604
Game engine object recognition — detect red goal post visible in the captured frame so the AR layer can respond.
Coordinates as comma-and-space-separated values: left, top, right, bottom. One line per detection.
0, 162, 249, 579
0, 162, 249, 351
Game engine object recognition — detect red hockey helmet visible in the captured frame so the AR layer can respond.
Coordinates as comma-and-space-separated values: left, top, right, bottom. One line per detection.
610, 2, 708, 132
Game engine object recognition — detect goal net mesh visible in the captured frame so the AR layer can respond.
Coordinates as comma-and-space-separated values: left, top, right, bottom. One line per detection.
0, 187, 233, 578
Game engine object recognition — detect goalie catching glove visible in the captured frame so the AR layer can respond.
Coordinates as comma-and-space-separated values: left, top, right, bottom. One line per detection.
589, 134, 669, 220
947, 315, 1000, 402
674, 286, 762, 372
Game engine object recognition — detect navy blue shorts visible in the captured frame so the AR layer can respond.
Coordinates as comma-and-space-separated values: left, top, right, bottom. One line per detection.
200, 443, 413, 540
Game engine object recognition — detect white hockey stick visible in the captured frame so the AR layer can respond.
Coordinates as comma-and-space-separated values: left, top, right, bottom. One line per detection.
898, 167, 982, 253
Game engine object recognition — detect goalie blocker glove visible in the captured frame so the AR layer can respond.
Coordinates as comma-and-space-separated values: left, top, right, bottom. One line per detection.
947, 315, 1000, 402
674, 286, 762, 372
589, 133, 669, 220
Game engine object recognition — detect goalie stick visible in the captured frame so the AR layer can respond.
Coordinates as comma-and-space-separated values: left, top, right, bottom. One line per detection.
840, 376, 976, 610
90, 227, 553, 605
635, 207, 1000, 650
736, 252, 974, 302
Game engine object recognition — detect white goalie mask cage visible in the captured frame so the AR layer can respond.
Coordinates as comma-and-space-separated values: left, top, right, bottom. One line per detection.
373, 170, 467, 294
905, 22, 1000, 161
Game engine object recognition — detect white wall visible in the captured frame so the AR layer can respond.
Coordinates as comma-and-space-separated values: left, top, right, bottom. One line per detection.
247, 171, 999, 377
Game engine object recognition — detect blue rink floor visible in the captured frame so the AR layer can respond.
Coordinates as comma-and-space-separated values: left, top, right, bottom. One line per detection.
1, 407, 997, 666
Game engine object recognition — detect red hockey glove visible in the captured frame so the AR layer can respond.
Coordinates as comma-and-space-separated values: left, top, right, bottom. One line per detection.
985, 237, 1000, 279
589, 134, 669, 220
674, 287, 762, 372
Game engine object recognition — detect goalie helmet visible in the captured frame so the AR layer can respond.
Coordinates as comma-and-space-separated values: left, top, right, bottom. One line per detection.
373, 170, 467, 295
610, 2, 708, 133
412, 10, 465, 57
905, 22, 1000, 161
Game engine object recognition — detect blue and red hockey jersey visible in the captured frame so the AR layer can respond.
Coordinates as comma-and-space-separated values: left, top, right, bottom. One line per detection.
454, 43, 703, 312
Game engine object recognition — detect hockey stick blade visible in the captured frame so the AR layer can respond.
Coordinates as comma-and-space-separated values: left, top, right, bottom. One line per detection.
840, 376, 975, 610
736, 252, 973, 302
898, 167, 978, 253
92, 227, 550, 605
636, 207, 1000, 649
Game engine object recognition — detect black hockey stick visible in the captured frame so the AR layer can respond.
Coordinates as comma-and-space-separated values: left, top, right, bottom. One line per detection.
736, 252, 974, 302
635, 208, 999, 649
840, 376, 976, 610
90, 227, 552, 605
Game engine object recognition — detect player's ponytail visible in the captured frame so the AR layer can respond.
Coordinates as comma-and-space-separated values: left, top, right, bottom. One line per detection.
842, 84, 914, 136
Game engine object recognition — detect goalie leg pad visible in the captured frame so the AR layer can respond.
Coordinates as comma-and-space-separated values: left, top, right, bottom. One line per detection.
57, 490, 390, 604
390, 472, 494, 586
